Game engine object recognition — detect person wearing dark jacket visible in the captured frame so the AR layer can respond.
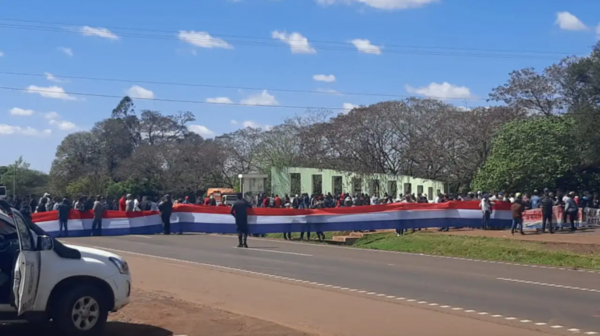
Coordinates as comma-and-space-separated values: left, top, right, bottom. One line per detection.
29, 194, 38, 215
511, 197, 525, 235
19, 198, 32, 223
231, 193, 251, 248
540, 191, 555, 234
57, 198, 71, 237
36, 197, 47, 213
159, 194, 173, 235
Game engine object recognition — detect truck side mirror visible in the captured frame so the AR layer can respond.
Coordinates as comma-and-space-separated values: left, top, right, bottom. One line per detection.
37, 235, 54, 251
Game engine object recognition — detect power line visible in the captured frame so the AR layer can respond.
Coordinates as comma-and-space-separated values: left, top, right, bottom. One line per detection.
1, 85, 481, 111
0, 18, 575, 56
0, 85, 349, 110
0, 19, 577, 60
0, 71, 490, 101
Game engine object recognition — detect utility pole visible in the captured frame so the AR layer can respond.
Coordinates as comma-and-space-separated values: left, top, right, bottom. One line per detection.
13, 160, 17, 199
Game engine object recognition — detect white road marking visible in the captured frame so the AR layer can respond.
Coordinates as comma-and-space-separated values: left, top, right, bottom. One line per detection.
497, 278, 600, 293
131, 235, 153, 239
89, 245, 599, 336
232, 247, 312, 257
196, 233, 600, 275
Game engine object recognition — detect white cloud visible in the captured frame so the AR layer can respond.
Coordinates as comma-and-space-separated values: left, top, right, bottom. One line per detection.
178, 31, 233, 49
25, 85, 76, 100
350, 39, 382, 54
405, 82, 473, 100
188, 125, 215, 138
44, 112, 60, 120
44, 72, 65, 83
0, 124, 51, 137
9, 108, 34, 116
206, 97, 233, 104
79, 26, 119, 40
272, 31, 316, 54
126, 85, 155, 99
49, 119, 77, 131
240, 90, 279, 106
343, 103, 359, 113
58, 47, 73, 57
316, 0, 437, 10
313, 74, 336, 83
230, 120, 238, 125
555, 12, 588, 31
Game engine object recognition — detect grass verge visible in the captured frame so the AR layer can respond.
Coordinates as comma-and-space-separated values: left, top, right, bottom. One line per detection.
352, 232, 600, 270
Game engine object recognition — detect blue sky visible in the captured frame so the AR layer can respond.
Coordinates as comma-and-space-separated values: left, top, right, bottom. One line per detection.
1, 0, 599, 172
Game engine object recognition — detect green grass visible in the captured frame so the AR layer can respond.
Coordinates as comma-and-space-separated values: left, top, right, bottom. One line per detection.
352, 232, 600, 270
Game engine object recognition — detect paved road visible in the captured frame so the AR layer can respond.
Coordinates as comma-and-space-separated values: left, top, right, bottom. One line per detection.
66, 234, 600, 335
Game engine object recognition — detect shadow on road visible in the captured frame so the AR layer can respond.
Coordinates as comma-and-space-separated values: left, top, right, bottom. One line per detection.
0, 322, 173, 336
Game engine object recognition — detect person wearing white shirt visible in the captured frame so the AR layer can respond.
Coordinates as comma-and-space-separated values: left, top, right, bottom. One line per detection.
479, 195, 494, 230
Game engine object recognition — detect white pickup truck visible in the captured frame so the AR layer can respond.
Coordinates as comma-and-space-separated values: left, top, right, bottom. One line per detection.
0, 200, 131, 335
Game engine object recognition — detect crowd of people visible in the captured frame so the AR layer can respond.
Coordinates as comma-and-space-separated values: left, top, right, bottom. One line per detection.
3, 187, 594, 240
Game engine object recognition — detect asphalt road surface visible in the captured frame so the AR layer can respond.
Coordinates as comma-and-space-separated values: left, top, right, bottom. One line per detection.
66, 234, 600, 335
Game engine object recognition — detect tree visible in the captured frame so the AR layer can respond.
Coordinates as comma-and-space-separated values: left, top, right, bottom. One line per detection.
489, 67, 563, 116
472, 116, 580, 193
0, 157, 49, 197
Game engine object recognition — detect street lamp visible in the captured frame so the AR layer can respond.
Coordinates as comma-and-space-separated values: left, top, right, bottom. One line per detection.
238, 174, 243, 198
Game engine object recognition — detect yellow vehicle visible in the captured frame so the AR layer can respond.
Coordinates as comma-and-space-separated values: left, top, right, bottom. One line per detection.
206, 188, 236, 205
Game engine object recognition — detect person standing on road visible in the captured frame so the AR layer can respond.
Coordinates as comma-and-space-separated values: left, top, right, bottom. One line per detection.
159, 194, 174, 235
231, 193, 251, 248
541, 190, 555, 234
511, 196, 525, 235
57, 198, 71, 237
479, 194, 493, 230
92, 196, 104, 236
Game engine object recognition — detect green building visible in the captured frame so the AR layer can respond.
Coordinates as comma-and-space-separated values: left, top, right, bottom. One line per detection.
271, 167, 445, 201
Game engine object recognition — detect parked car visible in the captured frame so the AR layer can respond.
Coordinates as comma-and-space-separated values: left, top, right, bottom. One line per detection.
0, 200, 131, 335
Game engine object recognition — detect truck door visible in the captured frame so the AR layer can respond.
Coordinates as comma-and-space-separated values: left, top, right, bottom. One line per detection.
11, 210, 41, 315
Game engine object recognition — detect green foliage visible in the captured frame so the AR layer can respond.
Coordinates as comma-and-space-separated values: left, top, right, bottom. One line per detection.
0, 157, 49, 197
472, 116, 579, 192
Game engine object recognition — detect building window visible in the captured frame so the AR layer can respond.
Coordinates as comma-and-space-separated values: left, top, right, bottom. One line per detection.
352, 178, 362, 194
290, 173, 301, 196
417, 185, 424, 196
370, 179, 380, 196
388, 181, 397, 199
404, 183, 412, 195
312, 175, 323, 195
333, 176, 343, 195
428, 187, 433, 201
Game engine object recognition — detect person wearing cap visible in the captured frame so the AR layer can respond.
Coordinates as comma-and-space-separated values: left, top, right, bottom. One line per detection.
479, 194, 494, 230
231, 193, 251, 248
511, 195, 525, 235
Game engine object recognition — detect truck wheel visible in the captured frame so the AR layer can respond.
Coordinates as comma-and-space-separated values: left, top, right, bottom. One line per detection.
52, 285, 109, 336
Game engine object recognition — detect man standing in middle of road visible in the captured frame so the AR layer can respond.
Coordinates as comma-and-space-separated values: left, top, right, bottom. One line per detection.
231, 193, 251, 248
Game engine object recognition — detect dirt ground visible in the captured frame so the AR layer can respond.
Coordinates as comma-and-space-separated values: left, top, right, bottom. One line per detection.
0, 289, 312, 336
